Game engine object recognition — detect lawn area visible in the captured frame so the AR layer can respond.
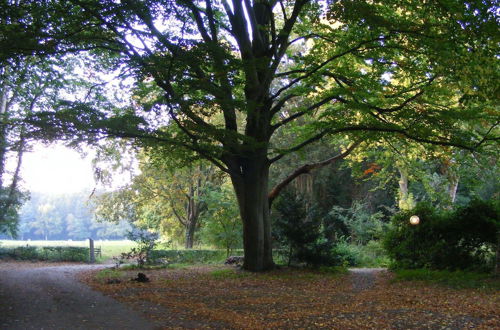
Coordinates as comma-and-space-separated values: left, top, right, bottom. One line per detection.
0, 240, 136, 260
82, 265, 500, 329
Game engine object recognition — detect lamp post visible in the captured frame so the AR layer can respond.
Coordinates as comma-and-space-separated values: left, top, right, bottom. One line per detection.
409, 215, 420, 267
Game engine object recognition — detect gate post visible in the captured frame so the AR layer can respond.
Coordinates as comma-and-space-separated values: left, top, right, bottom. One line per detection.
89, 238, 95, 264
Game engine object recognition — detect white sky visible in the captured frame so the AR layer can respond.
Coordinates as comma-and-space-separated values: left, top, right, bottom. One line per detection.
21, 144, 96, 194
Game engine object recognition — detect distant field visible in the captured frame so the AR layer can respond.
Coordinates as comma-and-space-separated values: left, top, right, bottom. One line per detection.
0, 240, 137, 260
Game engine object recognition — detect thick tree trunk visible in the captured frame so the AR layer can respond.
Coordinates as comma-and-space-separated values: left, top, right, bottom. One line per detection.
185, 220, 197, 249
184, 185, 201, 249
231, 158, 274, 271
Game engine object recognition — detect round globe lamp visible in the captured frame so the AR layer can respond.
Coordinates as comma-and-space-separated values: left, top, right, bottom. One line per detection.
409, 215, 420, 225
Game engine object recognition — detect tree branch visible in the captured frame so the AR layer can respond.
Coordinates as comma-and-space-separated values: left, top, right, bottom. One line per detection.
271, 94, 343, 132
268, 141, 361, 206
271, 36, 388, 100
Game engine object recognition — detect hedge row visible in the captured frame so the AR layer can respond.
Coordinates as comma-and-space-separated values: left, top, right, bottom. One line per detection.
0, 246, 90, 262
151, 249, 244, 264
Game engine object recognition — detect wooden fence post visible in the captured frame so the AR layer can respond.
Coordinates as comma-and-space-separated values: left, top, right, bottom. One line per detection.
89, 238, 95, 264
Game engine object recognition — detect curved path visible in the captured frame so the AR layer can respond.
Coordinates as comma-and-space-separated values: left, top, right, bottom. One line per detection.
0, 262, 156, 330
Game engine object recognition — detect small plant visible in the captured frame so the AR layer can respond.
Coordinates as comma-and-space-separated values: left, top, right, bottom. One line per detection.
121, 228, 160, 267
151, 249, 239, 264
96, 268, 124, 283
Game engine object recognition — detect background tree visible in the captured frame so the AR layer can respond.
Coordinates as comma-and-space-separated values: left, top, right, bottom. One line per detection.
199, 182, 242, 256
32, 203, 62, 240
94, 148, 222, 247
0, 41, 105, 236
349, 140, 499, 210
9, 191, 131, 240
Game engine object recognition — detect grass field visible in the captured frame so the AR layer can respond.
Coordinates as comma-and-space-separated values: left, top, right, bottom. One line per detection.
0, 240, 137, 260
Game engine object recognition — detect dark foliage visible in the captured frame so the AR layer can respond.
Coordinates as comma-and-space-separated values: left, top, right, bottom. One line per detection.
272, 190, 337, 267
384, 200, 499, 271
0, 187, 26, 237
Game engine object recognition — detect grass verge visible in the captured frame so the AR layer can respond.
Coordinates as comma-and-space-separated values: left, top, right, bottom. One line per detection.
393, 269, 500, 289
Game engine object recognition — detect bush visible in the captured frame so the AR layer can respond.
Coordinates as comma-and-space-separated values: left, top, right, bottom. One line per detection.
120, 229, 160, 266
0, 246, 89, 262
151, 249, 243, 264
12, 246, 39, 260
272, 190, 337, 267
328, 202, 389, 245
384, 200, 499, 271
333, 240, 390, 267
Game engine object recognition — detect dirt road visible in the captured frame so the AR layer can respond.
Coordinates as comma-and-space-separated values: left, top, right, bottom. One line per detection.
0, 262, 156, 330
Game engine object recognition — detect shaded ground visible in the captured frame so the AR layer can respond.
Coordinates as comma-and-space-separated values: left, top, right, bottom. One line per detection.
84, 265, 499, 329
0, 262, 156, 329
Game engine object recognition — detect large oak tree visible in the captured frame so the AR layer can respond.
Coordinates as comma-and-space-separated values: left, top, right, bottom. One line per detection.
2, 0, 498, 270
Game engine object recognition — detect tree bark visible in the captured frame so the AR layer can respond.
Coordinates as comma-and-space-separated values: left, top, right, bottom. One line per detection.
447, 173, 459, 204
185, 218, 197, 249
397, 167, 414, 210
231, 157, 274, 271
495, 230, 500, 277
0, 85, 8, 189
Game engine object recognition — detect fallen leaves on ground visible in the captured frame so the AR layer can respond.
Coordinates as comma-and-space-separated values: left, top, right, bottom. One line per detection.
81, 266, 499, 329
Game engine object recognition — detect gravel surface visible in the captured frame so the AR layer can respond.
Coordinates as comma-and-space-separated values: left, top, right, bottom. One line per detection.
0, 262, 156, 330
349, 267, 386, 292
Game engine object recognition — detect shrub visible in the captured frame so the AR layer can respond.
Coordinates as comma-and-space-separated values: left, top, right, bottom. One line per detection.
328, 202, 388, 245
120, 229, 160, 266
332, 240, 390, 267
151, 249, 242, 264
272, 190, 337, 267
12, 246, 39, 260
384, 200, 499, 271
0, 246, 89, 262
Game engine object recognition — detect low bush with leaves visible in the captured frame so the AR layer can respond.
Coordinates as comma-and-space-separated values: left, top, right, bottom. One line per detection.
334, 239, 390, 267
272, 190, 338, 267
118, 229, 160, 267
0, 245, 89, 262
328, 201, 389, 245
151, 249, 244, 264
384, 199, 499, 271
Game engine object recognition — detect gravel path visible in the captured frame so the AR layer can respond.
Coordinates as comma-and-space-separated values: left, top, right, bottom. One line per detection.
0, 262, 156, 330
349, 267, 386, 292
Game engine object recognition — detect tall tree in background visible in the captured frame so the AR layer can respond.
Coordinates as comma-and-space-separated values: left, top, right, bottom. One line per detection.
0, 57, 73, 235
95, 152, 221, 248
0, 63, 25, 235
3, 0, 498, 270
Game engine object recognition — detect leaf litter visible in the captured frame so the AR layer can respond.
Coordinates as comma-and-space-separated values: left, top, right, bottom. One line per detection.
81, 265, 499, 329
